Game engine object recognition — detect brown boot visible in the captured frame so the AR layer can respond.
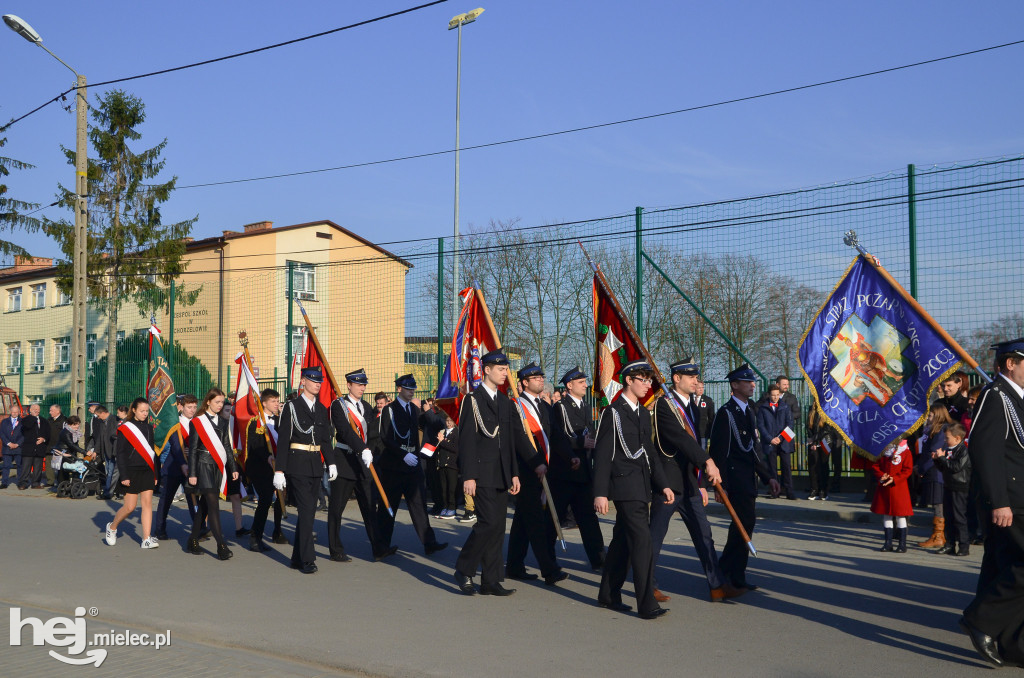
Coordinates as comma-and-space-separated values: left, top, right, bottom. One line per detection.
918, 517, 946, 548
653, 589, 671, 602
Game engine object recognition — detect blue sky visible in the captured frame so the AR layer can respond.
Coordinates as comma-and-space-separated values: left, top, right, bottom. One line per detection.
2, 0, 1023, 261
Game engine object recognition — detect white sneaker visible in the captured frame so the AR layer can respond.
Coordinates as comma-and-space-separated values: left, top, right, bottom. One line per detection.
104, 522, 117, 546
141, 537, 159, 549
173, 493, 185, 503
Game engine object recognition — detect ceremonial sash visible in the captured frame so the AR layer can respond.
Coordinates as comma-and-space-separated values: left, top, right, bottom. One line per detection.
175, 415, 191, 448
516, 398, 550, 462
262, 416, 279, 455
343, 398, 367, 444
120, 421, 157, 474
666, 394, 698, 440
194, 415, 229, 496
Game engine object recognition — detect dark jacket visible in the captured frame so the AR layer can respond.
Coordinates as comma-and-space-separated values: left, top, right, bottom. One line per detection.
550, 395, 593, 484
653, 393, 710, 495
0, 416, 23, 454
457, 388, 521, 490
592, 396, 670, 502
709, 397, 773, 498
96, 416, 119, 462
436, 426, 459, 470
163, 418, 189, 477
419, 408, 446, 447
57, 427, 84, 457
379, 398, 423, 474
47, 414, 67, 449
934, 441, 971, 492
187, 412, 238, 491
19, 414, 48, 458
938, 393, 970, 422
115, 419, 156, 477
330, 396, 375, 481
757, 401, 795, 455
693, 394, 715, 443
968, 376, 1024, 512
514, 394, 551, 477
245, 415, 277, 480
276, 394, 335, 478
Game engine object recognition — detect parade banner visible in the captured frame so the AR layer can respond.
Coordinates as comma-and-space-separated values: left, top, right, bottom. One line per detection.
299, 327, 337, 409
798, 255, 963, 460
146, 323, 178, 451
435, 287, 502, 418
231, 351, 262, 469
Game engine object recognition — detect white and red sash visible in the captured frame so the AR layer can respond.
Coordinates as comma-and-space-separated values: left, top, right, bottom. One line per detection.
175, 415, 191, 448
343, 398, 367, 444
120, 420, 157, 474
516, 397, 550, 463
194, 414, 229, 496
261, 415, 279, 455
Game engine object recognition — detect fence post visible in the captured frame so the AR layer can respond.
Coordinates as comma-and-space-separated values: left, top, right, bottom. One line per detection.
437, 237, 445, 387
907, 163, 918, 298
635, 206, 643, 340
168, 279, 175, 376
286, 261, 295, 377
18, 353, 24, 402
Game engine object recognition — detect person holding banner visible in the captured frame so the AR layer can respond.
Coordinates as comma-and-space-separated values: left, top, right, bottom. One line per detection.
105, 398, 160, 549
710, 365, 780, 592
246, 388, 287, 552
328, 368, 388, 562
186, 388, 239, 561
756, 384, 797, 500
506, 362, 568, 586
153, 394, 200, 541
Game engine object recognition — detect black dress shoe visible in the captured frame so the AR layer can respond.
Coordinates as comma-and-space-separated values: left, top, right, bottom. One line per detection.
956, 545, 971, 556
374, 545, 398, 561
290, 561, 302, 570
639, 608, 669, 620
934, 543, 956, 555
506, 569, 539, 581
424, 541, 448, 556
960, 617, 1003, 667
971, 537, 985, 546
544, 571, 570, 586
301, 562, 318, 574
217, 544, 233, 561
331, 553, 352, 562
272, 531, 289, 544
186, 538, 202, 555
248, 540, 270, 552
454, 572, 476, 595
479, 583, 516, 596
597, 600, 631, 612
235, 527, 251, 537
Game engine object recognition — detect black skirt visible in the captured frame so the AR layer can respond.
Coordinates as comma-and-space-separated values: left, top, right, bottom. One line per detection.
122, 466, 157, 495
193, 459, 225, 492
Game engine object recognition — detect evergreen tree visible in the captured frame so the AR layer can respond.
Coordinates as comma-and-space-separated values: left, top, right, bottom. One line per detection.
0, 132, 41, 260
45, 90, 197, 405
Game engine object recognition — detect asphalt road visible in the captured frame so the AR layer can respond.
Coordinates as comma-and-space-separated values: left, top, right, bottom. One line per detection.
0, 488, 1008, 677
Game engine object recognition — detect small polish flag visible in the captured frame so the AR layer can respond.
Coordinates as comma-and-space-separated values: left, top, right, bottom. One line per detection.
821, 439, 831, 454
420, 443, 436, 458
780, 426, 795, 442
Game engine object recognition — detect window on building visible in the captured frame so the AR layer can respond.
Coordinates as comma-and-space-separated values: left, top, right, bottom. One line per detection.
404, 351, 437, 366
56, 289, 71, 306
30, 283, 46, 309
54, 337, 70, 371
26, 395, 43, 405
86, 334, 97, 366
289, 262, 316, 300
291, 328, 306, 360
7, 287, 22, 312
5, 342, 19, 374
29, 340, 44, 372
116, 330, 125, 343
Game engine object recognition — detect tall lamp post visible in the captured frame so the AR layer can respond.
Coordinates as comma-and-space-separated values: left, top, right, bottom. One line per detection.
4, 14, 88, 420
447, 7, 484, 332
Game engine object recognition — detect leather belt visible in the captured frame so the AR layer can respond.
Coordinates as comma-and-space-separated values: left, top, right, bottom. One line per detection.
290, 443, 320, 452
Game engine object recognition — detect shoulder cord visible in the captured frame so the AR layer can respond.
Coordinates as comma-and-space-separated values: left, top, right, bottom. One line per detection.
997, 389, 1024, 448
558, 402, 575, 437
288, 400, 316, 440
725, 408, 754, 454
470, 394, 499, 439
387, 404, 412, 442
611, 407, 649, 467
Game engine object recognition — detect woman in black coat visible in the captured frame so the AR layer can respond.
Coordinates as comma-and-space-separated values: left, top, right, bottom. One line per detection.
105, 398, 160, 549
186, 388, 239, 560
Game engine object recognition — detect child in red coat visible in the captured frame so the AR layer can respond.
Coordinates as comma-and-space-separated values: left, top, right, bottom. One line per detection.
871, 438, 914, 553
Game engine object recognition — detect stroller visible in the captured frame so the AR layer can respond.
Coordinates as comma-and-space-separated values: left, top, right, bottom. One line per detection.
55, 456, 106, 499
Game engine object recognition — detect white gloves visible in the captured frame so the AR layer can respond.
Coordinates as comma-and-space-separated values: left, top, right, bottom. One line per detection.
361, 449, 373, 468
273, 472, 286, 490
403, 452, 419, 467
328, 464, 338, 481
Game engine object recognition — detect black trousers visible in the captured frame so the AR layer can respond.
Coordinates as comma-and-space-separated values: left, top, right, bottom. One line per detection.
550, 477, 605, 568
439, 466, 460, 511
765, 448, 792, 493
287, 473, 320, 566
376, 468, 438, 550
719, 490, 757, 588
807, 447, 830, 495
18, 455, 43, 487
328, 472, 379, 557
650, 489, 724, 590
249, 468, 283, 541
943, 488, 969, 546
154, 471, 198, 536
599, 500, 659, 616
424, 459, 443, 509
455, 487, 508, 586
967, 471, 987, 541
506, 473, 560, 577
963, 519, 1024, 664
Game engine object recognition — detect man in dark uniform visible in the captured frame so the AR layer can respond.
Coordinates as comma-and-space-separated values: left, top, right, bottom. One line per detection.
246, 389, 288, 552
506, 362, 568, 585
651, 357, 742, 603
693, 379, 714, 449
454, 350, 522, 596
549, 365, 605, 570
375, 374, 447, 557
960, 339, 1024, 667
328, 368, 391, 562
18, 403, 49, 489
273, 367, 337, 574
710, 364, 780, 591
594, 360, 674, 620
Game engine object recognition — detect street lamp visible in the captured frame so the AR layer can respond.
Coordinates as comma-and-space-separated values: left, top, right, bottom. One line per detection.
448, 7, 484, 331
4, 14, 89, 421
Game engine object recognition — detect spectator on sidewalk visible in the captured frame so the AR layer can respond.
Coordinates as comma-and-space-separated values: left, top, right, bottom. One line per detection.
17, 403, 49, 489
434, 414, 460, 519
805, 406, 838, 500
45, 403, 67, 487
932, 422, 972, 556
872, 438, 914, 553
757, 384, 796, 500
962, 385, 987, 545
0, 404, 23, 489
937, 373, 970, 421
916, 402, 956, 549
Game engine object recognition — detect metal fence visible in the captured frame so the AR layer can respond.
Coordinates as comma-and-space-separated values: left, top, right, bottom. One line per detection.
4, 153, 1021, 476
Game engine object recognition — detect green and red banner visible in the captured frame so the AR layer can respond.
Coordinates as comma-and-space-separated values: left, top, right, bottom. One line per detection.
592, 274, 663, 409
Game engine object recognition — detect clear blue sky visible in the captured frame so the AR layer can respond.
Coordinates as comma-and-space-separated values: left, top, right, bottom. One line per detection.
2, 0, 1023, 261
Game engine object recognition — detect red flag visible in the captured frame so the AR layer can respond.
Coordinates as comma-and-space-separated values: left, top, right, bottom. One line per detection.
232, 353, 262, 469
592, 274, 663, 409
301, 333, 336, 409
435, 287, 504, 422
